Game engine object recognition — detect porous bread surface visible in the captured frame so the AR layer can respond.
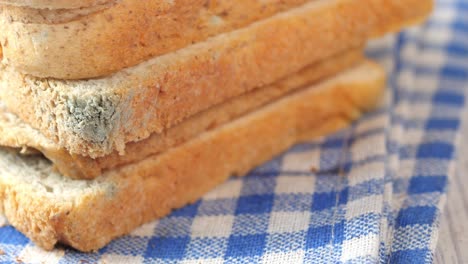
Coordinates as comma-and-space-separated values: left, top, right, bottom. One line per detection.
0, 0, 432, 158
1, 1, 118, 23
0, 0, 310, 79
0, 0, 433, 79
0, 49, 363, 179
0, 0, 112, 9
0, 61, 385, 251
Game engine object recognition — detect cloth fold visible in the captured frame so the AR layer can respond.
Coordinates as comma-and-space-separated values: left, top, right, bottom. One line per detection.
0, 1, 466, 263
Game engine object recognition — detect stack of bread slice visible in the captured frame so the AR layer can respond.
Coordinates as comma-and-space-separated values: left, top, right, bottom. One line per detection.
0, 0, 433, 251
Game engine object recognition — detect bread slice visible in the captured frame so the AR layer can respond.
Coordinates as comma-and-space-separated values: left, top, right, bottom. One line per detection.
0, 49, 363, 179
0, 0, 307, 79
0, 0, 433, 79
0, 61, 385, 251
0, 0, 310, 79
0, 0, 432, 158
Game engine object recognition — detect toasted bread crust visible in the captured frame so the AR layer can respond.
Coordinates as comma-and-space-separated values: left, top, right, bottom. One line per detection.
0, 61, 385, 251
0, 0, 433, 79
0, 0, 432, 158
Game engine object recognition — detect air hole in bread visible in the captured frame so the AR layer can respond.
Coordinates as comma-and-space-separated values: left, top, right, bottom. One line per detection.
43, 185, 54, 193
33, 224, 42, 234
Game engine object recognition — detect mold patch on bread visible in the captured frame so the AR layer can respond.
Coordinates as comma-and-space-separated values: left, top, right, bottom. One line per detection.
64, 94, 120, 145
0, 64, 131, 157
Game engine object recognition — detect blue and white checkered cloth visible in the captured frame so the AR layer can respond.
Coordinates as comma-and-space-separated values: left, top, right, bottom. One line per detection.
1, 1, 467, 263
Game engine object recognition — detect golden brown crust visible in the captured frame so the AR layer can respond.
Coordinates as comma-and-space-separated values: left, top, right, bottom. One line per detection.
0, 0, 433, 158
0, 61, 385, 251
0, 49, 363, 179
0, 0, 433, 79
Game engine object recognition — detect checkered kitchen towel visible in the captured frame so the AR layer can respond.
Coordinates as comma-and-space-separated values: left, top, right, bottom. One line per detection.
1, 1, 467, 263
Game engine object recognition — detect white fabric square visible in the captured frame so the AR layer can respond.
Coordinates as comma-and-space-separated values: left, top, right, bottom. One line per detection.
414, 50, 448, 70
403, 104, 432, 121
432, 5, 457, 24
268, 212, 310, 234
282, 150, 321, 171
100, 254, 144, 264
350, 133, 386, 161
417, 75, 440, 92
261, 250, 305, 264
275, 175, 316, 194
340, 234, 380, 262
403, 129, 425, 146
423, 26, 453, 45
191, 215, 234, 237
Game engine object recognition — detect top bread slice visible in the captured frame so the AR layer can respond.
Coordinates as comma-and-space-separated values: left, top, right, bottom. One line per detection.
0, 0, 433, 158
0, 61, 385, 252
0, 0, 433, 79
0, 0, 310, 79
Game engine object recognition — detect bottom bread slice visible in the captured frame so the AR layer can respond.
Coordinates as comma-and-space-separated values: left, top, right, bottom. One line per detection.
0, 61, 385, 252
